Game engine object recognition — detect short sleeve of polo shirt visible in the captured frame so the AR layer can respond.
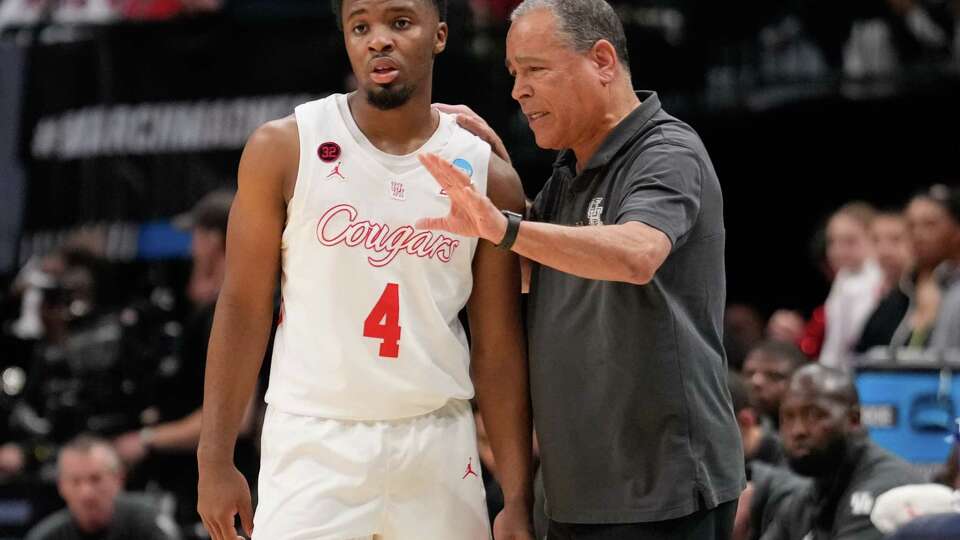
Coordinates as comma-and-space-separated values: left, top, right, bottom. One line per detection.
615, 143, 702, 250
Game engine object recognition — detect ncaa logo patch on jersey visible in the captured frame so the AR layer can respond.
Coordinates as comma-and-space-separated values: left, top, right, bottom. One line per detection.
439, 160, 475, 197
452, 158, 473, 178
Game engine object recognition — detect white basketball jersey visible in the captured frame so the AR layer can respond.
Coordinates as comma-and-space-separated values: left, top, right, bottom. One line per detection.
264, 93, 491, 420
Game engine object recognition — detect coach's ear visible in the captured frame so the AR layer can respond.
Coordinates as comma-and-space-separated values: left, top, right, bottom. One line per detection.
434, 21, 448, 55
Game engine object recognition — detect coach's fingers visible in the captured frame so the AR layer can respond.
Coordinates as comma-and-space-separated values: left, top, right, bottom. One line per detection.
418, 154, 455, 190
415, 216, 448, 231
432, 103, 477, 116
425, 153, 472, 188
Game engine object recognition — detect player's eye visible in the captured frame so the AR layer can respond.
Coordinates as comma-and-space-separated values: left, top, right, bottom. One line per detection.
394, 18, 411, 30
352, 23, 368, 35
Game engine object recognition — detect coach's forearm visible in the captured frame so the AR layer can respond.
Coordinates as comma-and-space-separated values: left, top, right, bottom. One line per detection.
510, 221, 661, 285
197, 293, 271, 464
473, 348, 533, 508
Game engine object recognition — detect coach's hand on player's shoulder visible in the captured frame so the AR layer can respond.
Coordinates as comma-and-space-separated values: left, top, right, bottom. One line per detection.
416, 153, 509, 244
433, 103, 511, 165
493, 502, 535, 540
198, 461, 254, 540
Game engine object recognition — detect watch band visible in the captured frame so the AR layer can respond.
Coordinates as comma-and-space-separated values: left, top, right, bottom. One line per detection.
496, 211, 523, 250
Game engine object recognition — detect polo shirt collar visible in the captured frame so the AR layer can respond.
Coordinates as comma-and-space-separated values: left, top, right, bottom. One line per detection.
551, 90, 662, 175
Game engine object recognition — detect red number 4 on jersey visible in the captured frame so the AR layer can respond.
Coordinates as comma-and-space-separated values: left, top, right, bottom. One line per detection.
364, 283, 402, 358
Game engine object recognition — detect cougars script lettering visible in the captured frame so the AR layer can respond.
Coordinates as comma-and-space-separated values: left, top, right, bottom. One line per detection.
316, 204, 461, 267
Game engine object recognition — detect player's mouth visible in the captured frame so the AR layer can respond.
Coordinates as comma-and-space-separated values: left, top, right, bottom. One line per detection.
370, 58, 400, 85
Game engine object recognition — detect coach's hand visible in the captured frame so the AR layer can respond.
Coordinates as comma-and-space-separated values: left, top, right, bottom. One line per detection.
198, 462, 254, 540
416, 153, 508, 244
432, 103, 511, 165
494, 502, 534, 540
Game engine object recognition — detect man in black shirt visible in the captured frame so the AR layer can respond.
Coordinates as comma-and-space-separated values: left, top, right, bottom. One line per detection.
25, 435, 177, 540
761, 364, 923, 540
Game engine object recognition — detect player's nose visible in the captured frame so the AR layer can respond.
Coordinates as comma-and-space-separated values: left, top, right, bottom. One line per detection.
367, 26, 395, 53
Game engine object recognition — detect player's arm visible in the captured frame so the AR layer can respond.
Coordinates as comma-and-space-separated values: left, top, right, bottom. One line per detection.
197, 117, 297, 540
468, 153, 534, 534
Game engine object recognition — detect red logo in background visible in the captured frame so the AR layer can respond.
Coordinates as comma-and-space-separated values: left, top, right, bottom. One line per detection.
318, 142, 341, 162
462, 457, 478, 479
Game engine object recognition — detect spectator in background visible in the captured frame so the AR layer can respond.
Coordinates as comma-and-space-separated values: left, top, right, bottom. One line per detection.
742, 341, 808, 430
792, 227, 834, 359
760, 364, 923, 540
730, 369, 810, 540
856, 210, 914, 353
25, 434, 178, 540
766, 309, 807, 346
728, 371, 785, 467
927, 185, 960, 351
470, 0, 522, 22
819, 202, 884, 371
726, 304, 767, 371
13, 247, 139, 448
113, 190, 259, 530
889, 185, 960, 349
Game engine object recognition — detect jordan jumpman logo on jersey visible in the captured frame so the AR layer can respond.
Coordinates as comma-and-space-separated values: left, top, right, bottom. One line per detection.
327, 161, 346, 180
462, 457, 478, 479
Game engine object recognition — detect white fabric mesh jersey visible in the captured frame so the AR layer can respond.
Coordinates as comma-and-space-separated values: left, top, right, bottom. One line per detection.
265, 93, 491, 421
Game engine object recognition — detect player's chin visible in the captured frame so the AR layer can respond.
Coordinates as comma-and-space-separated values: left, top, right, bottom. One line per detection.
366, 83, 414, 111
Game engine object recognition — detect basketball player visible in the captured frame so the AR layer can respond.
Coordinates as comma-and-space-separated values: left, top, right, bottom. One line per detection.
196, 0, 533, 539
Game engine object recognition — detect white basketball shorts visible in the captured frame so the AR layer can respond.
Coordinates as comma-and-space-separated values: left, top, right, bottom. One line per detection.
252, 399, 491, 540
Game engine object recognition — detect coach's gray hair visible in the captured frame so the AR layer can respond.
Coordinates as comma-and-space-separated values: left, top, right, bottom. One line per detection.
511, 0, 630, 73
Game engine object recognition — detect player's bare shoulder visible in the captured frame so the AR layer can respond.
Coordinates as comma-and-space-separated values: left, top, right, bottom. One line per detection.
485, 152, 525, 214
239, 115, 300, 203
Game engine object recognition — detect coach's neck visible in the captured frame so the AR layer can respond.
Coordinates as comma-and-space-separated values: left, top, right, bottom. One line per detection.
572, 74, 640, 174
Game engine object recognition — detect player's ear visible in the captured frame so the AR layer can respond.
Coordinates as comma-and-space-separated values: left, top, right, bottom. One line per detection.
434, 21, 448, 55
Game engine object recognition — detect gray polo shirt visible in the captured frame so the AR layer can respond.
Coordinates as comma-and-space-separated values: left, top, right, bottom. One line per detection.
527, 91, 745, 524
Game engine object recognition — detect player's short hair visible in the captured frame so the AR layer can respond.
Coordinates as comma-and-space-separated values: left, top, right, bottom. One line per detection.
511, 0, 630, 74
331, 0, 448, 30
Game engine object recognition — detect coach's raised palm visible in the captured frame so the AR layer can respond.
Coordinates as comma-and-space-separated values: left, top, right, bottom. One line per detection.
416, 153, 508, 244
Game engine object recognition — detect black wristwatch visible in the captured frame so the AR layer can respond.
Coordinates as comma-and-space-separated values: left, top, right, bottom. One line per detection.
496, 210, 523, 250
